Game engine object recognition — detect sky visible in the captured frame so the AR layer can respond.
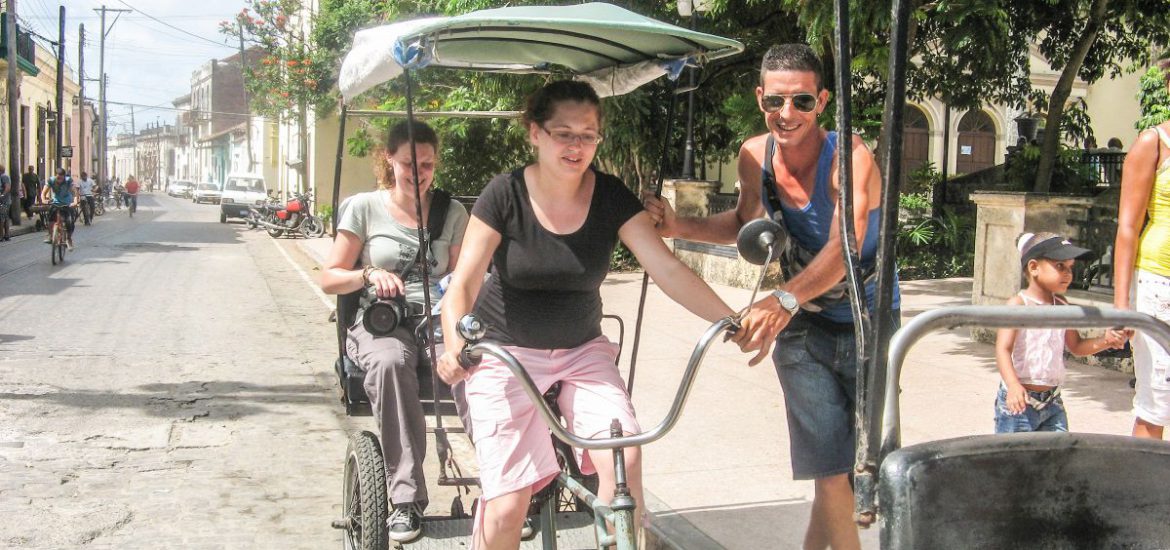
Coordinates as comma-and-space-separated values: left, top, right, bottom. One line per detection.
30, 0, 248, 135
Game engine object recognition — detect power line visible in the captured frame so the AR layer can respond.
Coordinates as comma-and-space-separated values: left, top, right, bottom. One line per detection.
115, 0, 234, 49
106, 98, 253, 118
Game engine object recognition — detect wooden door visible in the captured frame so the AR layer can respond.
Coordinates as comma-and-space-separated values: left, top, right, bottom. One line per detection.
956, 110, 996, 174
902, 105, 930, 187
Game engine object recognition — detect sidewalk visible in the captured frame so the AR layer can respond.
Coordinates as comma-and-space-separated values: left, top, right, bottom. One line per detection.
296, 238, 1138, 549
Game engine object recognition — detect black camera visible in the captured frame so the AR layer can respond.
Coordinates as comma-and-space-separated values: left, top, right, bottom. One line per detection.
360, 288, 411, 337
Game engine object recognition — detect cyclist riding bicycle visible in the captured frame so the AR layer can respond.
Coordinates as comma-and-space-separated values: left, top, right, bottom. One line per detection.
77, 171, 96, 225
40, 168, 79, 249
124, 176, 140, 213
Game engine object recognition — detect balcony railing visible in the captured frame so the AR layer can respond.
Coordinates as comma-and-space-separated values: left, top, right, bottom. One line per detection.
0, 14, 39, 76
1080, 150, 1126, 189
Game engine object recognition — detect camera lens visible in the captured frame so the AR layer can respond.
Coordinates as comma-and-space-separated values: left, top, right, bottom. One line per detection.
363, 301, 402, 337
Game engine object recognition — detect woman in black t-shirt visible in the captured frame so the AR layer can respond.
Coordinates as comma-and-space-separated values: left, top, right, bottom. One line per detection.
437, 80, 745, 549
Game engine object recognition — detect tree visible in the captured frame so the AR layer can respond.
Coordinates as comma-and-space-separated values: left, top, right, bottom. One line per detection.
1026, 0, 1170, 192
221, 0, 333, 191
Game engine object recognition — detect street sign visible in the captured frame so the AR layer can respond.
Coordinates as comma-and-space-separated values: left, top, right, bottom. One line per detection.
60, 146, 74, 158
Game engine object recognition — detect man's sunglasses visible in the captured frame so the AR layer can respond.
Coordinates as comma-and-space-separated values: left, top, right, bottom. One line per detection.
760, 93, 819, 114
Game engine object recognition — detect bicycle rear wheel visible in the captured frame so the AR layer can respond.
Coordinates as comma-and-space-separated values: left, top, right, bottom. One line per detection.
56, 243, 66, 264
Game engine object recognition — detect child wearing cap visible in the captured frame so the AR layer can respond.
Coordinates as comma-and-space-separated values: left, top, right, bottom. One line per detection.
993, 232, 1128, 433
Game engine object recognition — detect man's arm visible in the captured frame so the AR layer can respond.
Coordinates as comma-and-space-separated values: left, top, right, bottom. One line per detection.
643, 138, 767, 245
733, 134, 881, 364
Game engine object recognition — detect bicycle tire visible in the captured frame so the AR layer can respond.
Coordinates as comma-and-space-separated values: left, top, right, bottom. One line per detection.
342, 431, 388, 550
57, 243, 65, 264
49, 225, 59, 266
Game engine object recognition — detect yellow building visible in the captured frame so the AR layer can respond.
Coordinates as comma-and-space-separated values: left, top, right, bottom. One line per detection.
0, 16, 85, 181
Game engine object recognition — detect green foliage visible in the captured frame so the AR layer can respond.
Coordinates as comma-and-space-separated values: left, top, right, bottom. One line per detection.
903, 162, 940, 195
1004, 143, 1097, 194
896, 208, 975, 280
318, 204, 334, 226
898, 191, 932, 216
610, 242, 641, 272
347, 127, 373, 157
1137, 66, 1170, 131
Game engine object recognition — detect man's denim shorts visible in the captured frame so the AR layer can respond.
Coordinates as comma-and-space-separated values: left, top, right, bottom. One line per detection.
773, 310, 899, 480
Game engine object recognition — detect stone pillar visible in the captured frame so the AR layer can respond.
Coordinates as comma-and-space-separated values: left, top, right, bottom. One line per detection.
969, 192, 1094, 341
660, 178, 720, 218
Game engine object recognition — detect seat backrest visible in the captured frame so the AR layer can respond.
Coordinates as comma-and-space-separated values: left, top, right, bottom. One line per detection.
879, 432, 1170, 549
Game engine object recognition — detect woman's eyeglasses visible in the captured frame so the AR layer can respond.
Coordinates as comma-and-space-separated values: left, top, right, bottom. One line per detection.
760, 93, 819, 114
541, 126, 604, 146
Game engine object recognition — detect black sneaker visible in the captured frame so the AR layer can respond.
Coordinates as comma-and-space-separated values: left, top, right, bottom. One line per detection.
388, 502, 423, 543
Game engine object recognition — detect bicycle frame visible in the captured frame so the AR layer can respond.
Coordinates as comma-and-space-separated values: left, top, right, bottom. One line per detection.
462, 315, 738, 549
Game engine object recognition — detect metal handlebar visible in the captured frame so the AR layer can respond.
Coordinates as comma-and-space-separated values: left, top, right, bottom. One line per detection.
462, 316, 739, 450
854, 305, 1170, 522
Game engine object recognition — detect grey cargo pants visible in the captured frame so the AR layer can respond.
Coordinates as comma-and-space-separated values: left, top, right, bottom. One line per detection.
346, 320, 470, 509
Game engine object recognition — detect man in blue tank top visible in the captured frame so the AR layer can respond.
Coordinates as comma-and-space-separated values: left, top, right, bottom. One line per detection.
645, 44, 900, 550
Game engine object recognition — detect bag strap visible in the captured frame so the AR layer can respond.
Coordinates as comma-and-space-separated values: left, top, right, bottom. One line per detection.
401, 189, 452, 281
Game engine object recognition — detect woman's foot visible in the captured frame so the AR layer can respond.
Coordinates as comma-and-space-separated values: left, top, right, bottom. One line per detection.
387, 502, 423, 543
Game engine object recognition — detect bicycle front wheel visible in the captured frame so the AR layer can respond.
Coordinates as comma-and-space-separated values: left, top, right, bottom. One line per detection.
49, 225, 59, 265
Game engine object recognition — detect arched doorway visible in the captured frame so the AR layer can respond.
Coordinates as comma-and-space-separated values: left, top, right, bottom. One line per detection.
956, 110, 996, 174
902, 105, 930, 187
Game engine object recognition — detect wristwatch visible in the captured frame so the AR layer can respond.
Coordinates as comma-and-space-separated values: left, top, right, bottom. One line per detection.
771, 289, 800, 315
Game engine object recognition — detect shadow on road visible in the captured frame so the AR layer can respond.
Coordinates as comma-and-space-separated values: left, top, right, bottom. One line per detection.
0, 379, 334, 419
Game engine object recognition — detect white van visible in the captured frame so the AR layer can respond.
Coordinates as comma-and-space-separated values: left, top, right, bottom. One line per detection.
219, 174, 268, 223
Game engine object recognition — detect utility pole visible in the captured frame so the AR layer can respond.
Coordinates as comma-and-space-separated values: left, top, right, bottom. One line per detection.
6, 0, 21, 225
55, 5, 64, 172
94, 5, 130, 186
129, 105, 136, 176
238, 20, 253, 171
78, 24, 85, 176
154, 117, 161, 189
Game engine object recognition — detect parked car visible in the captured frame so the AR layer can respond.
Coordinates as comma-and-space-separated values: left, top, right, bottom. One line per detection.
168, 180, 193, 198
219, 174, 268, 223
192, 182, 222, 204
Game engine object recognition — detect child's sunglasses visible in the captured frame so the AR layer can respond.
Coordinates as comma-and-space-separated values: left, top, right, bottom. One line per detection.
760, 93, 819, 114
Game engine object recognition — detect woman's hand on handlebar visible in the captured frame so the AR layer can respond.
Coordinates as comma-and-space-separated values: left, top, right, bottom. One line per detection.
366, 268, 405, 299
436, 349, 468, 385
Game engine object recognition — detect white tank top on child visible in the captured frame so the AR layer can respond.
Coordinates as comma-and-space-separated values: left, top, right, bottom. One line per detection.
1010, 292, 1067, 387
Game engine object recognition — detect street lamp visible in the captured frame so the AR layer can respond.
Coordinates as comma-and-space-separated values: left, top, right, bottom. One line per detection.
678, 0, 710, 180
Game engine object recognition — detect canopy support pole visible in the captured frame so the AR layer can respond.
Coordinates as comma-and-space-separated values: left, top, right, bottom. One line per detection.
627, 80, 682, 396
854, 0, 913, 527
331, 103, 348, 236
401, 70, 447, 447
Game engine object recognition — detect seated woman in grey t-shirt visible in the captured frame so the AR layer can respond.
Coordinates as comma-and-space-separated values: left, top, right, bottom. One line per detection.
318, 120, 469, 544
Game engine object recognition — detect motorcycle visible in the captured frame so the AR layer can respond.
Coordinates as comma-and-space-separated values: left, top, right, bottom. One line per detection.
246, 191, 326, 239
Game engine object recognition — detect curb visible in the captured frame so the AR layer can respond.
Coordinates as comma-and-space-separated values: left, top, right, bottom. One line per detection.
643, 490, 724, 550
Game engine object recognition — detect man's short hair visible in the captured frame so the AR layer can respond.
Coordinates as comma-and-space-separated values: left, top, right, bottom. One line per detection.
760, 44, 825, 90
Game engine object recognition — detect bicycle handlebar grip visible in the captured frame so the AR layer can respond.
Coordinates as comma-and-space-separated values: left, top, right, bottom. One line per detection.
458, 347, 482, 370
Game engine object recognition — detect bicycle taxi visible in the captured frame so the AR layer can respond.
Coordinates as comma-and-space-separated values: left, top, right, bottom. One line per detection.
326, 4, 744, 548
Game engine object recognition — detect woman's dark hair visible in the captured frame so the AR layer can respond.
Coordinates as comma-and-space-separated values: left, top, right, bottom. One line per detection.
760, 44, 824, 90
522, 80, 603, 127
375, 120, 439, 189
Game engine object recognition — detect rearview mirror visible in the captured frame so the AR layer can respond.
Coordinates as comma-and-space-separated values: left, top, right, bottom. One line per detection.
736, 217, 786, 265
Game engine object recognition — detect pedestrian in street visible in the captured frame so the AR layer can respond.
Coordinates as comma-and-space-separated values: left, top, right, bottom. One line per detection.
435, 80, 749, 550
318, 120, 471, 544
994, 232, 1127, 433
1113, 62, 1170, 440
643, 43, 900, 550
77, 172, 96, 226
22, 166, 39, 220
0, 164, 11, 241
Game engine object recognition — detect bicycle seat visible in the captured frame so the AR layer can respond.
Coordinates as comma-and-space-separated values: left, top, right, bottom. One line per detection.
879, 432, 1170, 549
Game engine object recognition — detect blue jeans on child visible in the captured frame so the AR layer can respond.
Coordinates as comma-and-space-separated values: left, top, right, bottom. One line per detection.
993, 383, 1068, 433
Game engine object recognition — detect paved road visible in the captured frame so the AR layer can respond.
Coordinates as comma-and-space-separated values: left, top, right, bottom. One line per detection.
0, 194, 405, 548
